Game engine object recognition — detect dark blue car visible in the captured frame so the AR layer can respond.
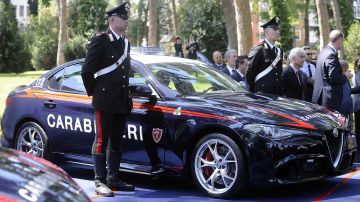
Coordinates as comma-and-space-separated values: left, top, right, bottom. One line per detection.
1, 55, 357, 198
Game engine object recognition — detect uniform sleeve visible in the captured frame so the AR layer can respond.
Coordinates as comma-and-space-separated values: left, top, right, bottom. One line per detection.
326, 54, 347, 85
280, 69, 288, 96
246, 46, 263, 92
81, 35, 104, 96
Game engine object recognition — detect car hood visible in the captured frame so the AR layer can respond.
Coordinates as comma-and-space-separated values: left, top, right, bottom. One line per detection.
182, 92, 345, 131
0, 147, 90, 202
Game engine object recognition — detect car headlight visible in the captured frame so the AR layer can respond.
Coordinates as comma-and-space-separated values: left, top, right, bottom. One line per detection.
243, 124, 309, 140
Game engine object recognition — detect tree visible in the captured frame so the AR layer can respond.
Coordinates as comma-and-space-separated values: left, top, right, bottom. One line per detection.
222, 0, 237, 51
56, 0, 68, 66
76, 0, 107, 38
0, 0, 32, 73
178, 0, 227, 59
304, 0, 310, 45
169, 0, 177, 35
329, 0, 342, 32
269, 0, 293, 51
338, 0, 353, 36
148, 0, 158, 47
344, 22, 360, 63
316, 0, 330, 49
251, 0, 260, 46
127, 0, 148, 46
233, 0, 252, 55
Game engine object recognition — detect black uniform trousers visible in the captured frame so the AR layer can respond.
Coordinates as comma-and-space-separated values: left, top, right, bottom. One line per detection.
92, 110, 126, 154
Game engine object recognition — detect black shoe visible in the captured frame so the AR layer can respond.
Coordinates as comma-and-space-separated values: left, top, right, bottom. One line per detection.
95, 182, 114, 197
107, 178, 135, 191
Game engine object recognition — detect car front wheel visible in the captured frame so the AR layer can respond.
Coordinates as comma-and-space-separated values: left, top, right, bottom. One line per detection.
16, 122, 49, 159
191, 133, 247, 199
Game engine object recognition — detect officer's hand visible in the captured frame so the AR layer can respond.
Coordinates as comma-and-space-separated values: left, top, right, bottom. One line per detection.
344, 71, 353, 79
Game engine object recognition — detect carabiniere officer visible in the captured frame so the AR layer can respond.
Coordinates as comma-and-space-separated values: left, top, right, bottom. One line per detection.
81, 2, 134, 197
246, 16, 283, 95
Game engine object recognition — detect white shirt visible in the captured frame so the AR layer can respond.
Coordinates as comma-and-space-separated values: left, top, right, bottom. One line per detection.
110, 27, 122, 40
300, 61, 316, 84
265, 39, 279, 54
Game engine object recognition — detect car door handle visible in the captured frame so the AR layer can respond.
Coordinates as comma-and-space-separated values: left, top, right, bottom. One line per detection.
44, 100, 57, 109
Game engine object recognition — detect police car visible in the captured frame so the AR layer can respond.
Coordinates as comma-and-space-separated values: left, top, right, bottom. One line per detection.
1, 55, 357, 199
0, 146, 90, 202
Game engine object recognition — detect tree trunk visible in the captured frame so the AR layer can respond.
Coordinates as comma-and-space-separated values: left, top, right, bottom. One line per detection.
221, 0, 237, 51
304, 0, 310, 45
148, 0, 158, 47
57, 0, 68, 65
251, 0, 259, 46
315, 0, 330, 50
233, 0, 252, 55
330, 0, 344, 58
169, 0, 177, 36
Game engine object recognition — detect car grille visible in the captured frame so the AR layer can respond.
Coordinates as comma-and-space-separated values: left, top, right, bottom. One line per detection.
324, 128, 344, 168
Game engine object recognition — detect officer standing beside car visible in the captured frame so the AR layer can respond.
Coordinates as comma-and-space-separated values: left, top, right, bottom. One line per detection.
81, 2, 135, 197
246, 16, 283, 95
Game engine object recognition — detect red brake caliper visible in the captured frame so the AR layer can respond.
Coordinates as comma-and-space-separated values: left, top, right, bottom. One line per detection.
203, 149, 213, 176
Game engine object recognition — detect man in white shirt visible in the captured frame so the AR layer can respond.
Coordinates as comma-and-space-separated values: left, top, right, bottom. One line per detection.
300, 46, 316, 102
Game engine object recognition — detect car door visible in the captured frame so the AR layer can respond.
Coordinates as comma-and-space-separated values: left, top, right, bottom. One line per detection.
121, 65, 166, 169
40, 63, 95, 156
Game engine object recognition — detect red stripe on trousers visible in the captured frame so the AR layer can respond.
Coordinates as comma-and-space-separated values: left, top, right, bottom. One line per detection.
95, 111, 103, 153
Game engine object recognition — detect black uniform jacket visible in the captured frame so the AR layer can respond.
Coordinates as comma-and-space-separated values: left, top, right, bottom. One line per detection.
81, 30, 131, 114
280, 65, 308, 100
246, 41, 283, 95
312, 45, 346, 111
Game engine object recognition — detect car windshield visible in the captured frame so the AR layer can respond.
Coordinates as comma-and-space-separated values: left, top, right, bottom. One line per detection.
145, 62, 246, 96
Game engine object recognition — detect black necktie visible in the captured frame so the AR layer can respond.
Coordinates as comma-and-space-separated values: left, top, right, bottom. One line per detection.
232, 69, 236, 75
272, 46, 277, 54
308, 64, 312, 78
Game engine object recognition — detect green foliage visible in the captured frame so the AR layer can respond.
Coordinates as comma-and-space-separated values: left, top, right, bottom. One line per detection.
338, 0, 353, 36
177, 0, 227, 59
63, 35, 88, 62
29, 3, 58, 70
0, 0, 32, 73
28, 0, 38, 16
76, 0, 108, 38
127, 0, 148, 46
269, 0, 293, 52
345, 21, 360, 63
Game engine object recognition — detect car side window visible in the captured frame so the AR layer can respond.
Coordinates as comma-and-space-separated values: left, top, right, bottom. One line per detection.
48, 69, 65, 90
129, 66, 147, 85
61, 64, 86, 94
47, 63, 86, 94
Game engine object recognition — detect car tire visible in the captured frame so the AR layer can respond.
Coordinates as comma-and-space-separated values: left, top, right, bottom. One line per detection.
15, 122, 50, 159
191, 133, 247, 199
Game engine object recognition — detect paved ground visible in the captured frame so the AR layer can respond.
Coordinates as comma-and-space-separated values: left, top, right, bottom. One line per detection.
67, 163, 360, 202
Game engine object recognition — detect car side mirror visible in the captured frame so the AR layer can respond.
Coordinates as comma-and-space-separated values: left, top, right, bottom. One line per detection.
130, 83, 153, 97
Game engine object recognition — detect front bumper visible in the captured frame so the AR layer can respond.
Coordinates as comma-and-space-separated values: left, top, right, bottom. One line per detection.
247, 129, 357, 184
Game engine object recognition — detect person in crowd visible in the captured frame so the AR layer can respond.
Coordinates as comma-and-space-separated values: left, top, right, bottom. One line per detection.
300, 46, 316, 102
186, 35, 200, 60
222, 49, 237, 76
312, 30, 353, 112
280, 47, 308, 100
232, 55, 249, 89
212, 51, 226, 70
174, 36, 184, 58
352, 57, 360, 151
338, 60, 353, 117
283, 50, 290, 68
246, 16, 283, 95
81, 2, 135, 197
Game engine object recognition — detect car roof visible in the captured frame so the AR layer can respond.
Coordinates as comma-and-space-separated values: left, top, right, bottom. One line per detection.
131, 54, 205, 65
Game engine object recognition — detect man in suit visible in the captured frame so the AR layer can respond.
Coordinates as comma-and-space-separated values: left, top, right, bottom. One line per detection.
312, 30, 352, 112
81, 2, 135, 197
222, 49, 237, 76
246, 16, 283, 95
232, 55, 249, 89
280, 47, 308, 100
212, 51, 226, 70
300, 46, 316, 102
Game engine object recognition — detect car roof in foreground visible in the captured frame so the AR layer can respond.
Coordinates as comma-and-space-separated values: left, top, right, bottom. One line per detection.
131, 54, 205, 65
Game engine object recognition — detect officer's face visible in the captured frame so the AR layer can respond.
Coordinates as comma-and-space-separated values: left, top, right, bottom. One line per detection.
265, 27, 280, 42
110, 16, 129, 33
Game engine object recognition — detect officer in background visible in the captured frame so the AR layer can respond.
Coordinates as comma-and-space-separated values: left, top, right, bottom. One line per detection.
81, 2, 134, 197
246, 16, 283, 95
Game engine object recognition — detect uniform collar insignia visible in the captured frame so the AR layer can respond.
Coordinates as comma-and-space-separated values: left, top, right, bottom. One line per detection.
108, 34, 114, 42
